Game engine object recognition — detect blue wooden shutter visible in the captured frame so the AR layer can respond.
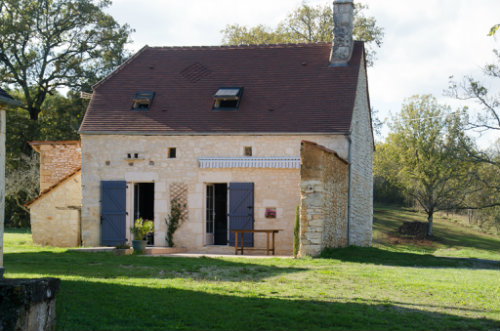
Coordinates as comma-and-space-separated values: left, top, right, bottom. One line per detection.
228, 182, 254, 247
101, 181, 127, 246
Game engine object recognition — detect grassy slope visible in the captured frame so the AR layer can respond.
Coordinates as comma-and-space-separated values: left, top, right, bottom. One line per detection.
373, 204, 500, 261
3, 207, 500, 331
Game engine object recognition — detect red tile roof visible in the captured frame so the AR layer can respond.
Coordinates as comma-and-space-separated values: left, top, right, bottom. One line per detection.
80, 42, 365, 134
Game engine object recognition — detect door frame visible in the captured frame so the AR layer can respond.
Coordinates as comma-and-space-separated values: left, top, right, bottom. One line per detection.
204, 182, 230, 246
126, 180, 155, 244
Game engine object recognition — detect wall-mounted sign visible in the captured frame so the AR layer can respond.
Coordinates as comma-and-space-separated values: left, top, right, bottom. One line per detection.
265, 208, 276, 218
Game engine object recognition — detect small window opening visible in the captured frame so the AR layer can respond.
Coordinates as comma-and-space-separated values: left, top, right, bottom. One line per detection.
132, 91, 155, 110
213, 87, 243, 110
134, 153, 139, 159
168, 147, 176, 158
244, 146, 252, 156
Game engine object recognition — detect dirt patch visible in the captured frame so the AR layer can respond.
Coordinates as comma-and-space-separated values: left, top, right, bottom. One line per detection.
385, 234, 436, 247
398, 221, 428, 239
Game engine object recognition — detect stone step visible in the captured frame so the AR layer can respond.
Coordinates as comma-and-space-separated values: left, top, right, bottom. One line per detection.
144, 247, 188, 255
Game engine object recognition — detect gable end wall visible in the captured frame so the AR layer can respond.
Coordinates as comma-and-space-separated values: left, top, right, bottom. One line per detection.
348, 56, 373, 246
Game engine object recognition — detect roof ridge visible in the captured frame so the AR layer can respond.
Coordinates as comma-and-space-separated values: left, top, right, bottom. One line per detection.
150, 42, 331, 50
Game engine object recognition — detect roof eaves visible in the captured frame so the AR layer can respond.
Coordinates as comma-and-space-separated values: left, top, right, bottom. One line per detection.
78, 130, 351, 136
25, 168, 81, 208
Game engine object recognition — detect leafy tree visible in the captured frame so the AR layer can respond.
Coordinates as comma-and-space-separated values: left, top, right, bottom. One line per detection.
381, 95, 477, 236
221, 2, 384, 66
0, 0, 133, 121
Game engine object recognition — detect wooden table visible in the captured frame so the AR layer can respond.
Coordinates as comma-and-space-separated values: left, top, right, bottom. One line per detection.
232, 229, 280, 255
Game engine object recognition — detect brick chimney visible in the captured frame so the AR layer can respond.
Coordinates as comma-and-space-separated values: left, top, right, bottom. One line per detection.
329, 0, 354, 66
29, 141, 81, 191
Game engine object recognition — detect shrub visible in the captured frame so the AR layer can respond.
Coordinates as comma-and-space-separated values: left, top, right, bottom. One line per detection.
293, 205, 300, 258
165, 198, 186, 247
130, 218, 154, 241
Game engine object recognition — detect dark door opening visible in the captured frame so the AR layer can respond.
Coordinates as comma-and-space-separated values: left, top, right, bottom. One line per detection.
134, 183, 155, 245
214, 184, 228, 245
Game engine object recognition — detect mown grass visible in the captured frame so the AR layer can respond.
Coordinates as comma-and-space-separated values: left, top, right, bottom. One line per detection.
3, 206, 500, 330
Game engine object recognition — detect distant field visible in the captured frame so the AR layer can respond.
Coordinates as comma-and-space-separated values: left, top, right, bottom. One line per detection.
3, 205, 499, 331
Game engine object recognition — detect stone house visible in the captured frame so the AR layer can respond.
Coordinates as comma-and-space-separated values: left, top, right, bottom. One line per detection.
26, 141, 82, 247
78, 0, 373, 256
0, 88, 22, 276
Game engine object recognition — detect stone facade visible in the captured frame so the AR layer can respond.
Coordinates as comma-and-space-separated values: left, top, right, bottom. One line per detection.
81, 134, 349, 254
348, 55, 374, 246
29, 172, 81, 247
30, 141, 81, 191
299, 141, 349, 257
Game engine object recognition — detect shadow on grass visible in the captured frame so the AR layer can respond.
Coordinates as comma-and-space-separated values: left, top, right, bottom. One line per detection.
320, 246, 500, 269
4, 251, 305, 281
54, 279, 498, 331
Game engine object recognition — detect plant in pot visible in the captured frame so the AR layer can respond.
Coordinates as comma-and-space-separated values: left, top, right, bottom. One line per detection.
130, 218, 154, 253
114, 242, 133, 256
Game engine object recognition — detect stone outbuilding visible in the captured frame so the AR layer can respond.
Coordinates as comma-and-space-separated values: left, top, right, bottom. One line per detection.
77, 0, 373, 256
26, 141, 82, 247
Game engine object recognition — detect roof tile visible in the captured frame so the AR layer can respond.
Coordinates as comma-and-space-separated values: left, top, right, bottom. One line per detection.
80, 42, 364, 134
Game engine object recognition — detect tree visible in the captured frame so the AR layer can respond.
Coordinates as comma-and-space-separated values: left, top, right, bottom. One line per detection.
0, 0, 133, 121
381, 95, 476, 236
447, 23, 500, 211
221, 2, 384, 66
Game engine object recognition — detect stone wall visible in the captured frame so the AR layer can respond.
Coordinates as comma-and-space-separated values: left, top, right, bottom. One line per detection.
81, 134, 349, 253
348, 53, 374, 246
299, 140, 349, 257
0, 278, 60, 331
30, 172, 81, 247
31, 141, 81, 191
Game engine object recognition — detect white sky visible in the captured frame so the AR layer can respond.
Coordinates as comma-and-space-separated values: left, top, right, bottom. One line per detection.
106, 0, 500, 143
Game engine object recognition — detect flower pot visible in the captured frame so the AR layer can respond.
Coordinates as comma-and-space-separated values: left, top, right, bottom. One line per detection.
132, 240, 147, 253
114, 248, 133, 256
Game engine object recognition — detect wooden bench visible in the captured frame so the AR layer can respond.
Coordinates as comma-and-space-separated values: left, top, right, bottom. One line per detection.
232, 229, 280, 255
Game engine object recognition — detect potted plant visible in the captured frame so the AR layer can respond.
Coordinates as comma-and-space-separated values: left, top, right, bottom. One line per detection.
130, 218, 154, 253
114, 242, 133, 256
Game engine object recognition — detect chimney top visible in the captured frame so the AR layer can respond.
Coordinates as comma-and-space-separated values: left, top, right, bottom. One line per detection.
329, 0, 354, 66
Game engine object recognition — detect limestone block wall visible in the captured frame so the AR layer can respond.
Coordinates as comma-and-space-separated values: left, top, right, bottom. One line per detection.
299, 141, 349, 257
81, 134, 348, 253
348, 54, 374, 246
30, 172, 81, 247
31, 141, 81, 191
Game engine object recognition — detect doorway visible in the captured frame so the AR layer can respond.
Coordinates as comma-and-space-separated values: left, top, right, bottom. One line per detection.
206, 184, 228, 245
134, 183, 155, 245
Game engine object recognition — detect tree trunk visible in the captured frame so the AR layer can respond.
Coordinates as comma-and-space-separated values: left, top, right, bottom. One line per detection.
427, 213, 433, 237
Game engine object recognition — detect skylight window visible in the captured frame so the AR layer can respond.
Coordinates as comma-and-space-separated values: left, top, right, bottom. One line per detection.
132, 91, 155, 110
213, 87, 243, 110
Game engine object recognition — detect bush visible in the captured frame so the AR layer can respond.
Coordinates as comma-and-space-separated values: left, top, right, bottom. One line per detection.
165, 198, 186, 247
293, 205, 300, 258
130, 218, 154, 241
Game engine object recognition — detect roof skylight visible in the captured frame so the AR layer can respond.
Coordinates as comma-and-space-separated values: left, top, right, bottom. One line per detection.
213, 87, 243, 110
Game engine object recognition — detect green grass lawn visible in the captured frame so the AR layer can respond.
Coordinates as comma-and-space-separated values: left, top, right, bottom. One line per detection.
3, 206, 500, 330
